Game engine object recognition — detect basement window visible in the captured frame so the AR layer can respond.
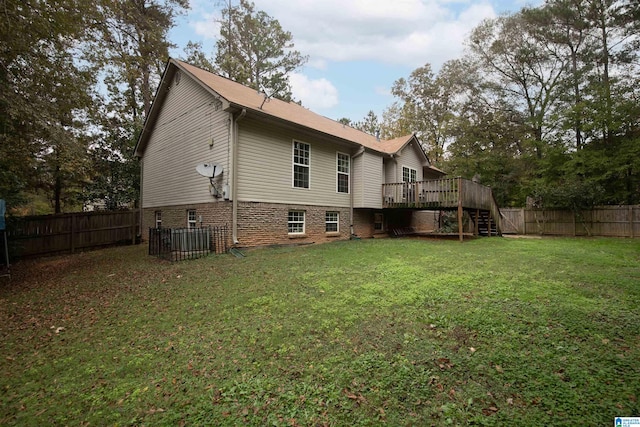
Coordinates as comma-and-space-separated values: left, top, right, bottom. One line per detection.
288, 210, 305, 234
187, 209, 197, 229
155, 211, 162, 229
326, 211, 339, 233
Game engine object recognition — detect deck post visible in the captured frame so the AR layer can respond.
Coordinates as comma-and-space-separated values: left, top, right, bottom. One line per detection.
457, 177, 463, 242
475, 209, 479, 236
488, 212, 492, 237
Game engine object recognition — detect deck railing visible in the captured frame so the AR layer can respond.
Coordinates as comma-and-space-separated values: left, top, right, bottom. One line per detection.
382, 177, 502, 233
383, 177, 460, 209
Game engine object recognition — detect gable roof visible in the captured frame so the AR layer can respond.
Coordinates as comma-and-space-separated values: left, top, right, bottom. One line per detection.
135, 58, 442, 177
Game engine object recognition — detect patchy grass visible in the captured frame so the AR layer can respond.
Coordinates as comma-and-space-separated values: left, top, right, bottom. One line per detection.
0, 237, 639, 426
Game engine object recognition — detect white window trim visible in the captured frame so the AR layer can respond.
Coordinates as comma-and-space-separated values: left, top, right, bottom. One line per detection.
155, 211, 162, 228
325, 211, 339, 234
336, 152, 350, 194
287, 210, 306, 235
292, 140, 310, 189
187, 209, 197, 229
402, 165, 417, 182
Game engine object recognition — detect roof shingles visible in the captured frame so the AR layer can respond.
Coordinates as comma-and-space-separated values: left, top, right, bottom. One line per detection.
174, 59, 415, 155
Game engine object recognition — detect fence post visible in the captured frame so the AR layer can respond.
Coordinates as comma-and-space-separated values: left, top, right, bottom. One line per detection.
521, 208, 526, 235
630, 206, 635, 238
457, 177, 463, 242
70, 213, 76, 253
131, 210, 136, 245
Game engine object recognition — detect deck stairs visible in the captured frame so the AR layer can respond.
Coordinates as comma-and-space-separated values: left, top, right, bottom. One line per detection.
470, 210, 500, 236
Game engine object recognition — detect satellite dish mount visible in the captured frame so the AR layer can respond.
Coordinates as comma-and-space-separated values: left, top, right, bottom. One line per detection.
195, 163, 224, 198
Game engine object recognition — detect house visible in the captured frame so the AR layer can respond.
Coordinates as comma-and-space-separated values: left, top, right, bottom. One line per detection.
135, 59, 499, 248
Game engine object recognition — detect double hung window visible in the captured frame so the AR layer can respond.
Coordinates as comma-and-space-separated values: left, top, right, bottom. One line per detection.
293, 141, 310, 188
337, 153, 350, 193
288, 210, 305, 234
325, 212, 339, 233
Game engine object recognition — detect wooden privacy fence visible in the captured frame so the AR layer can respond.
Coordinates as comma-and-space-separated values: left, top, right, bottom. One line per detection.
6, 210, 140, 258
500, 206, 639, 237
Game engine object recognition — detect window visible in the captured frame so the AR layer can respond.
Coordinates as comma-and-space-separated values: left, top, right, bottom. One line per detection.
155, 211, 162, 228
402, 166, 417, 182
293, 141, 310, 188
374, 213, 384, 231
326, 211, 339, 233
288, 210, 305, 234
337, 152, 350, 193
187, 209, 197, 229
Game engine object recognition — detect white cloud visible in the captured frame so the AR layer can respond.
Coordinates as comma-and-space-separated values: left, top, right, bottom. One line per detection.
190, 12, 220, 40
374, 86, 391, 96
179, 0, 501, 70
289, 73, 339, 110
253, 0, 497, 69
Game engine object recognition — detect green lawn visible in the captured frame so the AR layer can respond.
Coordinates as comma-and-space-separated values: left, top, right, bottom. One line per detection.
1, 237, 638, 426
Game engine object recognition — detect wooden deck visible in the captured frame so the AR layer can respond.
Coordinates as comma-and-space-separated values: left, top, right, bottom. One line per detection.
382, 177, 502, 241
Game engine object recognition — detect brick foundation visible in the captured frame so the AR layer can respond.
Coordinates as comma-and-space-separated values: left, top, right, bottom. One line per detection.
236, 202, 351, 247
142, 202, 232, 236
142, 201, 354, 248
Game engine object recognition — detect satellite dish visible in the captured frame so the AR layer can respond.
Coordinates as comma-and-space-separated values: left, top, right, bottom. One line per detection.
195, 163, 223, 178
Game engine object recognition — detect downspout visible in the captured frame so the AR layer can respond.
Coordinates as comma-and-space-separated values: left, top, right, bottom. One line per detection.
350, 145, 365, 237
138, 158, 143, 240
232, 108, 247, 244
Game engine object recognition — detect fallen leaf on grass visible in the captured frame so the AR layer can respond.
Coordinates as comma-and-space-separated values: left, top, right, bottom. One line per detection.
437, 357, 453, 370
344, 389, 367, 405
494, 365, 503, 373
469, 347, 477, 353
482, 406, 499, 416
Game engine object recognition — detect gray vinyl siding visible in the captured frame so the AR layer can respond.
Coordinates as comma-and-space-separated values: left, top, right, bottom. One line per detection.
354, 151, 383, 209
384, 158, 396, 184
353, 154, 363, 207
394, 142, 426, 182
236, 118, 351, 207
142, 73, 230, 208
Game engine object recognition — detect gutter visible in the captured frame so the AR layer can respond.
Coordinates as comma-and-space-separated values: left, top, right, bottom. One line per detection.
350, 145, 366, 237
231, 108, 247, 244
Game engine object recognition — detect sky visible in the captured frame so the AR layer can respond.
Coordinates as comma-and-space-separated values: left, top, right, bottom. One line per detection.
169, 0, 542, 124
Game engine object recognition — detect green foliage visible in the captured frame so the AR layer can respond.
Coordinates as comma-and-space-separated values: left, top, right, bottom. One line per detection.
1, 238, 638, 425
0, 0, 97, 211
388, 63, 457, 163
389, 0, 640, 206
215, 0, 308, 100
352, 110, 380, 136
183, 41, 216, 72
81, 0, 187, 210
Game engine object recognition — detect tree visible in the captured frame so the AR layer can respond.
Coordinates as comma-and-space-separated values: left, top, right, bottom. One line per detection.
215, 0, 307, 100
184, 41, 216, 72
387, 63, 461, 164
84, 0, 188, 209
353, 111, 380, 136
523, 0, 592, 150
0, 0, 97, 212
